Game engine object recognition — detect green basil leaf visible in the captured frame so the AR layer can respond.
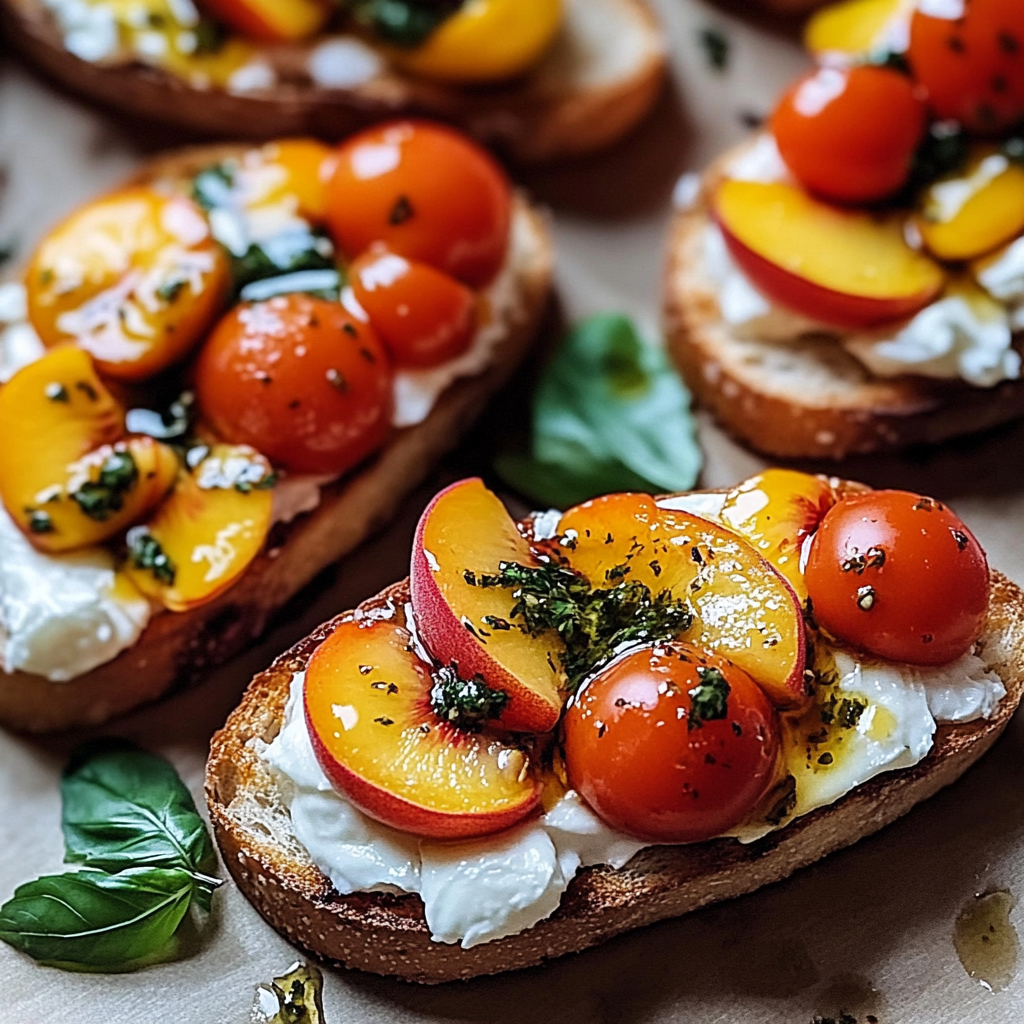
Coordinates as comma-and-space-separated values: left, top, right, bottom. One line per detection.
498, 314, 702, 508
62, 743, 216, 878
0, 867, 193, 969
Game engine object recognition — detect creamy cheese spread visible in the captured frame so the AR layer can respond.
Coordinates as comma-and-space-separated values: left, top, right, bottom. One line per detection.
262, 491, 1008, 947
0, 506, 152, 681
700, 221, 1023, 387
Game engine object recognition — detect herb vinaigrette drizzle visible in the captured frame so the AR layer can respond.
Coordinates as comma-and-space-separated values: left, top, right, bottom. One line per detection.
465, 553, 694, 693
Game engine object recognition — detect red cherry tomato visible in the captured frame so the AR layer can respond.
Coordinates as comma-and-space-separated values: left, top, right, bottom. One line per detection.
772, 65, 927, 204
349, 248, 477, 368
563, 643, 780, 844
325, 121, 511, 289
195, 293, 393, 475
805, 490, 989, 666
908, 0, 1024, 135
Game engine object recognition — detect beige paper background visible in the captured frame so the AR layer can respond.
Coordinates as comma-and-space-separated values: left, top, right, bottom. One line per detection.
2, 1, 1024, 1019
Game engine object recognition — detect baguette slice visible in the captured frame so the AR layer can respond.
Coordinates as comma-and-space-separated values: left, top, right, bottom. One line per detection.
206, 552, 1024, 984
0, 0, 666, 163
0, 144, 553, 734
663, 147, 1024, 459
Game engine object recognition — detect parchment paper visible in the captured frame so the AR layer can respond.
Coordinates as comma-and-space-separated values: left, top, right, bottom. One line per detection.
2, 2, 1024, 1020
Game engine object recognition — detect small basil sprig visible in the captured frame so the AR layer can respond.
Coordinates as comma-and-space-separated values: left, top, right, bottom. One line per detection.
0, 743, 221, 969
496, 314, 703, 509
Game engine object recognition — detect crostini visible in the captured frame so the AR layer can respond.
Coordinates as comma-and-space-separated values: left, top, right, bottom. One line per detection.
0, 0, 666, 163
207, 470, 1024, 982
665, 0, 1024, 458
0, 121, 553, 733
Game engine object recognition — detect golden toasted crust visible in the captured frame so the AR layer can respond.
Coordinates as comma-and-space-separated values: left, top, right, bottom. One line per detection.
662, 145, 1024, 459
206, 555, 1024, 983
0, 145, 553, 734
0, 0, 666, 163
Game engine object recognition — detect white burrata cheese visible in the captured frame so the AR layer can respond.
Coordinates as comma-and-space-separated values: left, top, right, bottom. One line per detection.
701, 223, 1023, 388
263, 672, 645, 949
0, 506, 151, 681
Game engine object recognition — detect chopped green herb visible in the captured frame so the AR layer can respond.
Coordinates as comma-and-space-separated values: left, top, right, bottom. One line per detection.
347, 0, 464, 47
698, 27, 729, 71
72, 451, 138, 521
251, 962, 326, 1024
26, 509, 55, 534
192, 18, 228, 54
127, 528, 176, 586
904, 121, 969, 195
429, 665, 510, 731
231, 229, 339, 299
125, 391, 195, 442
688, 665, 730, 730
478, 560, 692, 691
819, 691, 867, 730
156, 278, 187, 304
192, 163, 236, 212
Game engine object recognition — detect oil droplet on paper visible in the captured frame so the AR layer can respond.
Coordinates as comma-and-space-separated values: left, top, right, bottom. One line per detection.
953, 889, 1020, 993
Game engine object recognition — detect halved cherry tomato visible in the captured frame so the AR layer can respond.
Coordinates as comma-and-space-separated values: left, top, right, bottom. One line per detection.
805, 490, 989, 666
195, 293, 393, 475
563, 643, 780, 844
325, 121, 511, 289
772, 65, 927, 204
348, 248, 477, 368
908, 0, 1024, 135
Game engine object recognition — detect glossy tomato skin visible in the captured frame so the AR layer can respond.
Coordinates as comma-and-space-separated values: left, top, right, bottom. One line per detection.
805, 490, 989, 666
563, 644, 780, 844
195, 293, 393, 475
325, 121, 511, 289
772, 65, 927, 204
908, 0, 1024, 135
349, 248, 477, 368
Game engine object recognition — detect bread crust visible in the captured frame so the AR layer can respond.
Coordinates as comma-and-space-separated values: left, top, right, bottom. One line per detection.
663, 145, 1024, 459
0, 0, 666, 163
0, 145, 553, 734
206, 558, 1024, 984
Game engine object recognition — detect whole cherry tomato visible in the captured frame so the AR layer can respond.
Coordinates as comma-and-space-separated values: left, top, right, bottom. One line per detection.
805, 490, 989, 666
563, 643, 780, 844
348, 248, 477, 368
772, 64, 928, 204
908, 0, 1024, 135
325, 121, 511, 289
195, 293, 393, 475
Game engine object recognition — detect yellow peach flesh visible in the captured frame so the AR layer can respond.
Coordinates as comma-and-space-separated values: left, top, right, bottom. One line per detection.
126, 444, 273, 612
717, 179, 945, 305
916, 148, 1024, 262
305, 614, 541, 838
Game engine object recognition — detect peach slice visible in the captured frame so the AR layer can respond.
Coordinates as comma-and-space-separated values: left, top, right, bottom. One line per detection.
126, 444, 273, 612
25, 187, 229, 380
410, 478, 564, 733
915, 147, 1024, 262
714, 179, 945, 329
305, 614, 542, 839
559, 493, 809, 709
805, 0, 907, 58
0, 346, 177, 552
718, 469, 849, 602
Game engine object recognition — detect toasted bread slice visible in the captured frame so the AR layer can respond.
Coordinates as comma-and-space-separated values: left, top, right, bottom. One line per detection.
663, 147, 1024, 459
0, 0, 666, 163
0, 145, 553, 734
206, 554, 1024, 984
